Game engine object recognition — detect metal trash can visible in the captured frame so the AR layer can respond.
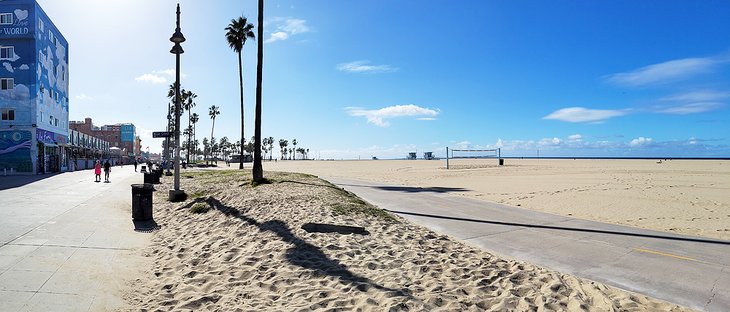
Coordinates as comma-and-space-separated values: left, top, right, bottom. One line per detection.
140, 165, 147, 173
153, 169, 161, 184
131, 183, 154, 221
144, 172, 154, 184
499, 158, 504, 166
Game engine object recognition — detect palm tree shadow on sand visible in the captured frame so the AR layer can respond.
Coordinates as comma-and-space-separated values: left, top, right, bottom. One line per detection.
204, 197, 412, 298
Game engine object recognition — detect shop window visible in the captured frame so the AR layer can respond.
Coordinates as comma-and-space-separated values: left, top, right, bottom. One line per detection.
0, 13, 12, 25
1, 108, 14, 121
0, 78, 13, 90
0, 47, 13, 60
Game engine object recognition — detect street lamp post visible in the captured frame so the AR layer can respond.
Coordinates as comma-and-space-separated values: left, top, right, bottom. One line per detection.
169, 3, 186, 201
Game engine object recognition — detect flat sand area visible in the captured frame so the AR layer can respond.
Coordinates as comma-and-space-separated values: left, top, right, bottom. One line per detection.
263, 159, 730, 240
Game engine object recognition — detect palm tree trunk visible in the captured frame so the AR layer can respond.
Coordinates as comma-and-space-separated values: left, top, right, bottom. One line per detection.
253, 0, 264, 181
187, 109, 191, 164
210, 119, 216, 166
238, 51, 245, 170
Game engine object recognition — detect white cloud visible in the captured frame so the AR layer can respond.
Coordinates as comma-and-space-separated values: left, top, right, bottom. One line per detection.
567, 134, 582, 141
629, 137, 653, 147
604, 56, 728, 87
135, 69, 187, 84
662, 90, 730, 102
543, 107, 628, 123
655, 102, 724, 115
135, 73, 167, 84
337, 61, 398, 74
2, 62, 13, 73
265, 31, 289, 43
265, 17, 310, 43
75, 93, 94, 101
540, 137, 563, 146
346, 104, 439, 127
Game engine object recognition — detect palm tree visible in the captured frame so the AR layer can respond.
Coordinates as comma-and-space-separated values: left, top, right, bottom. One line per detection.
208, 105, 220, 165
182, 90, 197, 164
267, 136, 274, 160
190, 113, 199, 163
279, 139, 288, 160
202, 137, 209, 165
252, 0, 265, 181
291, 139, 297, 160
220, 136, 229, 162
226, 16, 255, 170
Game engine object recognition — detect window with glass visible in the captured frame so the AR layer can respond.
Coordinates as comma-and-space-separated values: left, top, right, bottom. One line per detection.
0, 47, 14, 60
1, 78, 13, 90
1, 108, 14, 121
0, 13, 12, 25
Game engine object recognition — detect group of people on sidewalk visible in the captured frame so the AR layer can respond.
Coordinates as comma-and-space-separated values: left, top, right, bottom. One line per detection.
94, 160, 112, 183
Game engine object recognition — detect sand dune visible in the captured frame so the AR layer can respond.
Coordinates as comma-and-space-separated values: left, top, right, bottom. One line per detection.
263, 159, 730, 240
121, 170, 689, 311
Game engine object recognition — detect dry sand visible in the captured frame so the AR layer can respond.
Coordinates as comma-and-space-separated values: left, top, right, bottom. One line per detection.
263, 159, 730, 240
122, 170, 689, 311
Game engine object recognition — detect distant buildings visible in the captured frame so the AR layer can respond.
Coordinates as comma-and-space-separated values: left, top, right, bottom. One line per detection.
0, 0, 70, 174
69, 117, 137, 163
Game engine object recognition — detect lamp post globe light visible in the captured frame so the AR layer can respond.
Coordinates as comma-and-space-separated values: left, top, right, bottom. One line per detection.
169, 3, 186, 201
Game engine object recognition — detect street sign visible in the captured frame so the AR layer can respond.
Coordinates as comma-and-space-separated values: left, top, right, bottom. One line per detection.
152, 131, 172, 138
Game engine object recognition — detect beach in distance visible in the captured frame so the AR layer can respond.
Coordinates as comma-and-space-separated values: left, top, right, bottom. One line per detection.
264, 158, 730, 241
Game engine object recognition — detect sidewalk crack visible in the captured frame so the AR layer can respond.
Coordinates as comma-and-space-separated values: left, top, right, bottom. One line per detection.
704, 267, 723, 310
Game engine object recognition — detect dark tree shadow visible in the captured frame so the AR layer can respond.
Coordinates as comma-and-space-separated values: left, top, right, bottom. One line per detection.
335, 183, 470, 194
389, 210, 730, 246
205, 197, 411, 297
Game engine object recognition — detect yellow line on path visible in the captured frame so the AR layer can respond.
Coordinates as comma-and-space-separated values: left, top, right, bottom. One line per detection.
633, 248, 698, 262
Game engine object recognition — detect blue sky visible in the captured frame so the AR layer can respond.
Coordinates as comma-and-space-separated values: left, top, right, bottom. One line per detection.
37, 0, 730, 158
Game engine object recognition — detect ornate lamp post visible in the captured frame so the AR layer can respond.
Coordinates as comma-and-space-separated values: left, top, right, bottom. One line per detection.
169, 3, 186, 201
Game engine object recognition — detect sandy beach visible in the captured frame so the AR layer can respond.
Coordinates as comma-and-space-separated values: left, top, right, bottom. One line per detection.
262, 159, 730, 241
122, 170, 689, 311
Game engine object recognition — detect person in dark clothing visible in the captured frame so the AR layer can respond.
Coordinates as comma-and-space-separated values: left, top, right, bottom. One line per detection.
103, 160, 111, 182
134, 159, 138, 172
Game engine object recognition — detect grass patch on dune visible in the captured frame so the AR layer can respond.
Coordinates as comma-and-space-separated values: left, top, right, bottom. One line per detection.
182, 170, 396, 221
190, 202, 210, 214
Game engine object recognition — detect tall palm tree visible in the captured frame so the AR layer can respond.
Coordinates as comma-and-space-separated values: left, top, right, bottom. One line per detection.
252, 0, 265, 181
208, 105, 220, 165
190, 113, 199, 162
220, 136, 229, 161
291, 139, 297, 160
226, 16, 255, 170
279, 139, 288, 160
182, 90, 197, 164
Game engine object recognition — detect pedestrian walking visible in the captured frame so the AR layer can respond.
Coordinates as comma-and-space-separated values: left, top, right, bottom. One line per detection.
94, 160, 102, 182
103, 159, 111, 182
134, 159, 138, 172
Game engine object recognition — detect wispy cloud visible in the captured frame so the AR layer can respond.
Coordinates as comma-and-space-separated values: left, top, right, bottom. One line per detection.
337, 60, 398, 74
265, 18, 310, 43
604, 55, 728, 87
567, 134, 583, 141
75, 93, 94, 101
652, 90, 728, 115
134, 69, 187, 85
543, 107, 629, 123
346, 104, 439, 127
135, 73, 166, 84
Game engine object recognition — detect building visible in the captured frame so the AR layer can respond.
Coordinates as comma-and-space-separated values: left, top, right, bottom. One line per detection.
69, 117, 137, 162
0, 0, 69, 174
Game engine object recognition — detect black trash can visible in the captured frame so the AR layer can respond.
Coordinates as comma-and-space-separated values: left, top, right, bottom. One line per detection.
152, 169, 161, 184
131, 183, 154, 221
499, 158, 504, 166
144, 172, 154, 184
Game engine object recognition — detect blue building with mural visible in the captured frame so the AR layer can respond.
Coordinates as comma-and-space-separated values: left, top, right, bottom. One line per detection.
0, 0, 69, 174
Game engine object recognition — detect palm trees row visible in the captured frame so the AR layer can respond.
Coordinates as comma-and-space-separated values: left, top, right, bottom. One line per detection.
225, 0, 265, 181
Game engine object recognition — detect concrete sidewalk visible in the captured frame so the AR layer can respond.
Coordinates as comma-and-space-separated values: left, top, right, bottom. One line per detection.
329, 177, 730, 312
0, 166, 152, 311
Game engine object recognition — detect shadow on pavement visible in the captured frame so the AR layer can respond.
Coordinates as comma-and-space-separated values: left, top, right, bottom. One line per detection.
389, 210, 730, 246
0, 173, 60, 190
338, 183, 469, 194
133, 219, 162, 233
